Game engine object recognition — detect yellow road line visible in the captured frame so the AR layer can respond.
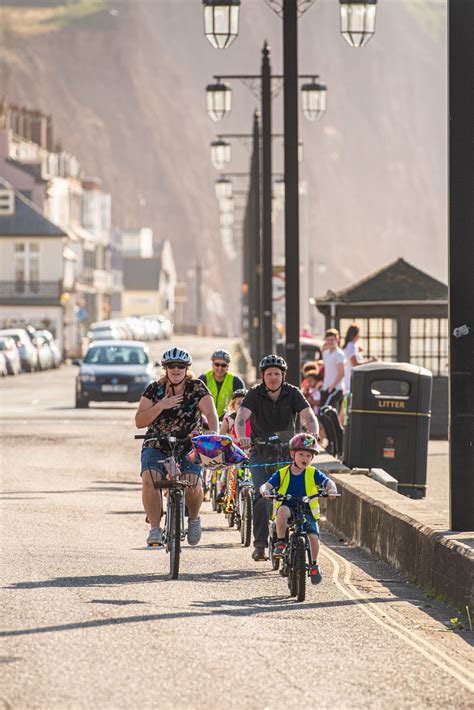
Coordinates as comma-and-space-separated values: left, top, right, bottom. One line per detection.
320, 546, 474, 694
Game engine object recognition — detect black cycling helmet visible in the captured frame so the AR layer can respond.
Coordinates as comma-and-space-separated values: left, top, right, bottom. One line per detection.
259, 354, 287, 374
211, 349, 231, 363
161, 347, 192, 367
231, 388, 248, 400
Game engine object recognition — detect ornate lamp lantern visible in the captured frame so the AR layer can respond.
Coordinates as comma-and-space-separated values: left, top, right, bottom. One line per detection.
210, 139, 231, 170
206, 81, 232, 121
301, 78, 327, 122
215, 177, 232, 200
203, 0, 240, 50
339, 0, 377, 48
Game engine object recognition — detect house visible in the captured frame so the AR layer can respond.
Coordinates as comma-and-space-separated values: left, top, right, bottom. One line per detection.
314, 258, 448, 437
0, 101, 120, 353
122, 240, 176, 318
0, 178, 66, 345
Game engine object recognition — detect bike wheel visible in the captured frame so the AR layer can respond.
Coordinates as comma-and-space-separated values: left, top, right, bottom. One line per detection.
288, 543, 298, 596
169, 493, 181, 580
240, 492, 252, 547
268, 525, 280, 571
211, 483, 217, 512
295, 536, 306, 602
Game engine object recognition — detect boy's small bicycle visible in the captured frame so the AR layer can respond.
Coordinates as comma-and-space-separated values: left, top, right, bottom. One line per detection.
267, 491, 339, 602
136, 434, 193, 580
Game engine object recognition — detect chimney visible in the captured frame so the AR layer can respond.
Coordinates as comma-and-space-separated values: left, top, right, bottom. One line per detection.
46, 114, 54, 152
31, 110, 48, 149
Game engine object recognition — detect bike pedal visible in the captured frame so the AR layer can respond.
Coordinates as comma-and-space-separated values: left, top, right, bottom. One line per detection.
147, 543, 163, 549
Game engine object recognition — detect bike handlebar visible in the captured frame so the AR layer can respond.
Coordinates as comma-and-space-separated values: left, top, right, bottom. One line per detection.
266, 491, 340, 502
152, 479, 192, 489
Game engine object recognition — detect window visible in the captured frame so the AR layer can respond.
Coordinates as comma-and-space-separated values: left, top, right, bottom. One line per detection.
84, 345, 149, 366
410, 318, 448, 376
14, 242, 40, 290
339, 318, 397, 361
0, 189, 14, 215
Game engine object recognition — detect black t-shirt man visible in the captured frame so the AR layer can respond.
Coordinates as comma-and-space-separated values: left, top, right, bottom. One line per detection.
241, 382, 309, 443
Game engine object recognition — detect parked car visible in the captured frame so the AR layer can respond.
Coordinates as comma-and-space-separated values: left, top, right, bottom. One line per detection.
276, 337, 323, 366
0, 336, 22, 375
88, 322, 124, 342
33, 334, 54, 370
35, 330, 61, 368
142, 314, 173, 340
0, 351, 8, 377
73, 341, 155, 408
0, 329, 39, 372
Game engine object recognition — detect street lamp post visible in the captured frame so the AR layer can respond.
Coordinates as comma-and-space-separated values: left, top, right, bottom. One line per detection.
205, 43, 277, 359
261, 42, 273, 356
282, 0, 300, 385
202, 0, 376, 383
448, 0, 474, 531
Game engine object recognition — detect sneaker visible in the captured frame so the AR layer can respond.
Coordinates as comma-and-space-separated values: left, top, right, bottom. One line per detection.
273, 540, 286, 559
309, 563, 322, 585
147, 527, 163, 546
252, 546, 268, 562
187, 517, 202, 546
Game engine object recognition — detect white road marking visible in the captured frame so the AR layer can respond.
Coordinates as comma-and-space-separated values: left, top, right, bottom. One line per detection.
320, 546, 474, 694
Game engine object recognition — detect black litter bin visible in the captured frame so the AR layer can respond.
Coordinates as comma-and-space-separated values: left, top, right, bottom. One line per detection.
343, 362, 432, 498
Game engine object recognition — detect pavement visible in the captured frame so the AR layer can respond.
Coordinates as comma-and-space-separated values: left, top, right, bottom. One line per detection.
1, 335, 473, 708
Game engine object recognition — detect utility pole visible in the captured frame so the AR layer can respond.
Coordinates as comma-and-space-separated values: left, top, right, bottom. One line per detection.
282, 0, 300, 384
248, 111, 262, 365
261, 41, 273, 356
195, 262, 203, 335
448, 0, 474, 531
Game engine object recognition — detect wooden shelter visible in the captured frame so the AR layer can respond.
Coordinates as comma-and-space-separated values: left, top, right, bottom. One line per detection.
315, 258, 448, 438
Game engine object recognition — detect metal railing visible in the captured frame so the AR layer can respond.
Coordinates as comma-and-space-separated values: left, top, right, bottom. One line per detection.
0, 281, 62, 303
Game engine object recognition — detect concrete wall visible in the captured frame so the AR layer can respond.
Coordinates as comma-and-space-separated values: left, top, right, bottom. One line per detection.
324, 473, 474, 608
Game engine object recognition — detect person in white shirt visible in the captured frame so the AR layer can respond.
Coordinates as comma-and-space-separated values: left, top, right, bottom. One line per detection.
321, 328, 345, 413
343, 324, 376, 395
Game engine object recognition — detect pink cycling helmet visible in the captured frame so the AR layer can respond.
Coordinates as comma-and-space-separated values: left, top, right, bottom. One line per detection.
289, 433, 319, 454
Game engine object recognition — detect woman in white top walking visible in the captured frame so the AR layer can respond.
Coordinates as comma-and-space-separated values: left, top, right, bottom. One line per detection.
343, 324, 376, 395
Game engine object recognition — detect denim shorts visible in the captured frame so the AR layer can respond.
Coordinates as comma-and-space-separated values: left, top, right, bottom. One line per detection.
285, 507, 320, 537
140, 447, 202, 478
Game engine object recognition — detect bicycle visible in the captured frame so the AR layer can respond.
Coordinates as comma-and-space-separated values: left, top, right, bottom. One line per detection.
267, 491, 339, 602
235, 468, 253, 546
209, 468, 225, 514
136, 433, 194, 580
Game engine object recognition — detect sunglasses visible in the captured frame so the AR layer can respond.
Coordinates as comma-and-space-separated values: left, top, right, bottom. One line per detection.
166, 363, 186, 370
213, 362, 228, 368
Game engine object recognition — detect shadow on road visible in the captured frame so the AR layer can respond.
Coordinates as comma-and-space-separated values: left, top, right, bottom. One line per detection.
89, 599, 147, 606
6, 569, 265, 590
0, 594, 396, 638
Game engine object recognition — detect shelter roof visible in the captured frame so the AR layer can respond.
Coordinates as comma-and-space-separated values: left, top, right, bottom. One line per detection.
317, 258, 447, 304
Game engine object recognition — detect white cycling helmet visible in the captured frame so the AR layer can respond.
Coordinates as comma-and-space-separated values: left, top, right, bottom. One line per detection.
161, 347, 192, 367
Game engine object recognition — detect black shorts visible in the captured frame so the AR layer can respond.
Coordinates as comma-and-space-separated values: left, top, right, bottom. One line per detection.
320, 389, 343, 411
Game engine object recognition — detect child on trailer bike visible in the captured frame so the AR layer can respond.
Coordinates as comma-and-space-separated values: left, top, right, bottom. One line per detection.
260, 433, 338, 585
219, 388, 249, 510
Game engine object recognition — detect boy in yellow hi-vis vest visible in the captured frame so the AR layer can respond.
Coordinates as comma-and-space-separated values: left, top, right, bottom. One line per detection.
260, 433, 338, 584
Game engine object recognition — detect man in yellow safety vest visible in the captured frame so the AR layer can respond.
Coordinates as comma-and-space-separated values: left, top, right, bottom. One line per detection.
199, 349, 246, 421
